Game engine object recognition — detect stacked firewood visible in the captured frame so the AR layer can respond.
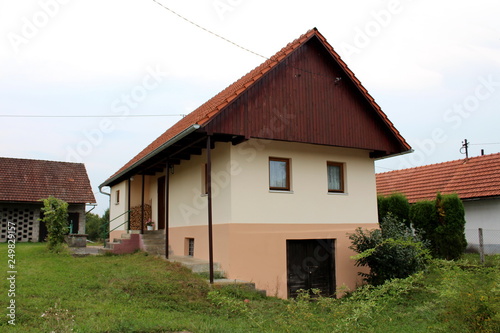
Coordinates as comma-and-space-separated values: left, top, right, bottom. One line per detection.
129, 204, 152, 230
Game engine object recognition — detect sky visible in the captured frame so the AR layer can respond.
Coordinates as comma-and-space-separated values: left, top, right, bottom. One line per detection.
1, 0, 499, 215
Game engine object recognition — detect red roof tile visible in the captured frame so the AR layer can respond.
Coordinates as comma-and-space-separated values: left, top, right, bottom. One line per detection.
376, 153, 500, 202
0, 157, 96, 204
104, 28, 410, 186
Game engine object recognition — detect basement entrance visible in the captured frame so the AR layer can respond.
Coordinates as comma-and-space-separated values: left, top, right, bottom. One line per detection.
286, 239, 336, 298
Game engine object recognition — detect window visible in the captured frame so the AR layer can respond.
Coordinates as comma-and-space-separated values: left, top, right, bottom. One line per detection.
327, 162, 344, 193
269, 157, 290, 191
187, 238, 195, 257
115, 190, 120, 204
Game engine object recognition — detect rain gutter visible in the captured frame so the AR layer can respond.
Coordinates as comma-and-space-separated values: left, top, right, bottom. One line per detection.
99, 124, 201, 189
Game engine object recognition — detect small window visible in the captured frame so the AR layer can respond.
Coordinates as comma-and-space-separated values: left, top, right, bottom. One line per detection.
269, 157, 290, 191
187, 238, 194, 257
327, 162, 344, 193
115, 190, 120, 204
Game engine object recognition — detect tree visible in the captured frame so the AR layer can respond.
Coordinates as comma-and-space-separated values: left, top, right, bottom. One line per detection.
40, 196, 69, 251
349, 213, 430, 285
85, 209, 109, 241
409, 200, 436, 242
434, 193, 467, 260
377, 193, 410, 225
409, 193, 467, 260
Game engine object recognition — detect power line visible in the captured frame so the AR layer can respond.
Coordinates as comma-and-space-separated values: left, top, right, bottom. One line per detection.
151, 0, 267, 60
470, 142, 500, 146
0, 114, 184, 118
150, 1, 340, 80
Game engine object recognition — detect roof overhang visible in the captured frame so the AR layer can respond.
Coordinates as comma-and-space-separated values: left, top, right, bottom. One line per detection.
100, 124, 201, 188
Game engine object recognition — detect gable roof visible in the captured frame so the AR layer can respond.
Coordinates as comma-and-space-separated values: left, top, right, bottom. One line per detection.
0, 157, 96, 204
376, 153, 500, 203
102, 28, 410, 187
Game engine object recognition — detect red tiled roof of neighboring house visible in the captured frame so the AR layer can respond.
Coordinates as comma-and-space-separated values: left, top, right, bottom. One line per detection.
376, 153, 500, 203
104, 28, 410, 185
0, 157, 96, 204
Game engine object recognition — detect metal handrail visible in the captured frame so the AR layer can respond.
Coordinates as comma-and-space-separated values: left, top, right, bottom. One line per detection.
102, 210, 131, 247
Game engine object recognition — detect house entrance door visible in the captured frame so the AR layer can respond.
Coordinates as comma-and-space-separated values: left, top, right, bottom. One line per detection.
286, 239, 336, 298
68, 213, 79, 234
157, 176, 165, 229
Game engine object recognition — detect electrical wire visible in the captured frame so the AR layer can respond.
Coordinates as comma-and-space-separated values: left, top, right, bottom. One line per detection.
470, 143, 500, 146
150, 1, 340, 80
151, 0, 267, 60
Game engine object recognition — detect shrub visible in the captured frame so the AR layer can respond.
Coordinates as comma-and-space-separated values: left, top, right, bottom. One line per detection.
40, 196, 69, 251
349, 213, 430, 285
409, 199, 435, 241
410, 193, 467, 260
377, 193, 410, 224
434, 193, 467, 260
85, 209, 109, 241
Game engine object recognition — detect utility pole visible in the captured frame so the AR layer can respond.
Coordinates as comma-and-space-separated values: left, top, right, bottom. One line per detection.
461, 139, 469, 159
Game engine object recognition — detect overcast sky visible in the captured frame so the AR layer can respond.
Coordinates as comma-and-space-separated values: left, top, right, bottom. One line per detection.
1, 0, 499, 215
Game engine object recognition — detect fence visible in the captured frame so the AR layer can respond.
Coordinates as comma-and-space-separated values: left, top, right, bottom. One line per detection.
465, 228, 500, 257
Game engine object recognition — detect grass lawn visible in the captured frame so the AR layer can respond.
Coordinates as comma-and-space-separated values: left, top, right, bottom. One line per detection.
1, 243, 499, 333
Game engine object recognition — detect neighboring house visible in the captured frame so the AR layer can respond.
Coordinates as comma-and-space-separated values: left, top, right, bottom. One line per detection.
100, 28, 410, 298
0, 157, 96, 242
376, 153, 500, 254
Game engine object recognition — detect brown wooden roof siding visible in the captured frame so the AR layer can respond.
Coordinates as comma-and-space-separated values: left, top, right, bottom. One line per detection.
0, 157, 96, 204
205, 38, 404, 153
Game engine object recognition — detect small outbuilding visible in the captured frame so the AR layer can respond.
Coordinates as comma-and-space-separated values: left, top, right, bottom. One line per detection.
0, 157, 96, 242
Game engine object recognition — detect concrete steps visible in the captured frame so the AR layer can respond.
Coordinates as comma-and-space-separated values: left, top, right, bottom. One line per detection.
141, 230, 167, 256
168, 255, 222, 274
98, 232, 140, 255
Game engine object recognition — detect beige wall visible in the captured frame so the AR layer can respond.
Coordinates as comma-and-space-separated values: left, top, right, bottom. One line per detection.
168, 142, 233, 228
169, 222, 373, 299
229, 140, 378, 225
109, 181, 128, 234
108, 139, 379, 297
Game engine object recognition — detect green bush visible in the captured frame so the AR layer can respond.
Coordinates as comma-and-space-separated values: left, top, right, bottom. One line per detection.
349, 213, 430, 285
40, 196, 69, 251
85, 209, 109, 241
431, 259, 500, 332
435, 193, 467, 260
410, 193, 467, 260
409, 200, 435, 240
377, 193, 410, 224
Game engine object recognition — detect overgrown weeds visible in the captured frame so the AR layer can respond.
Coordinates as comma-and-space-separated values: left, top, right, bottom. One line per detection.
1, 243, 498, 333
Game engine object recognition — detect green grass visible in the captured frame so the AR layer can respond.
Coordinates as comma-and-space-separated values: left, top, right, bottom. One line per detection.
1, 243, 499, 332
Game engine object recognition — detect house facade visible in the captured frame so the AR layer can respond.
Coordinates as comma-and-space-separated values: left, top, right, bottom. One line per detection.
0, 157, 96, 242
376, 153, 500, 254
101, 28, 410, 298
